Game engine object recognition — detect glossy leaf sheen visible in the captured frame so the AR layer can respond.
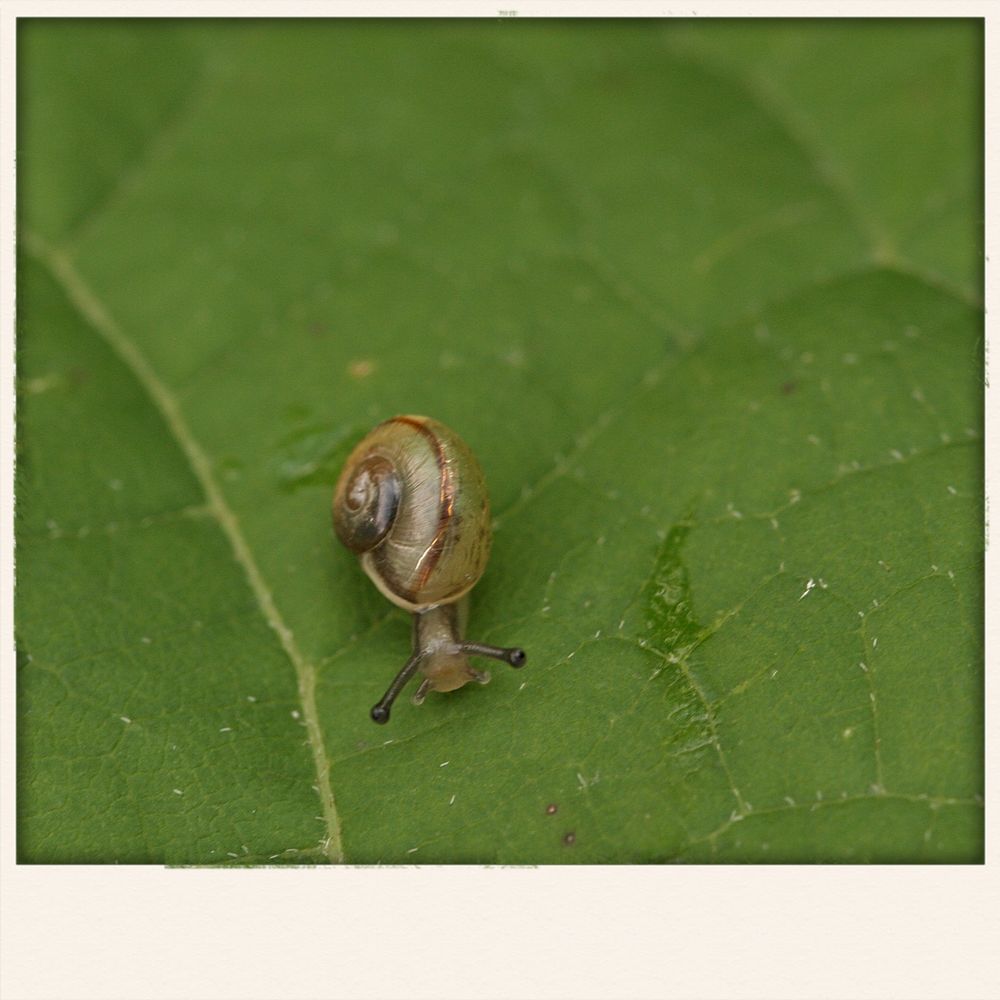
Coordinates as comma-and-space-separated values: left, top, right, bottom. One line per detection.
16, 20, 983, 864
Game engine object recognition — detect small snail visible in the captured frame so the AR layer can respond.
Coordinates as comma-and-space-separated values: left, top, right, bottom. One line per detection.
333, 415, 526, 724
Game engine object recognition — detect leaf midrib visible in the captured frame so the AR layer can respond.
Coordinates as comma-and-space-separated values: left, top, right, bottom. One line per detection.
22, 229, 345, 864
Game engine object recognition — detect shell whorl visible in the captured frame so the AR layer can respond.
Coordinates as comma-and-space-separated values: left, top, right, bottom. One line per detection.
332, 454, 401, 554
332, 416, 492, 611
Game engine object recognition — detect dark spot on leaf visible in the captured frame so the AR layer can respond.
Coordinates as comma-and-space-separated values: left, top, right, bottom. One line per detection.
284, 403, 312, 422
598, 68, 632, 91
562, 832, 575, 846
545, 803, 558, 815
639, 522, 700, 657
781, 381, 796, 395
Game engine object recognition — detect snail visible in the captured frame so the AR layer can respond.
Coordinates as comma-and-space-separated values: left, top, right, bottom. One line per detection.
333, 415, 526, 724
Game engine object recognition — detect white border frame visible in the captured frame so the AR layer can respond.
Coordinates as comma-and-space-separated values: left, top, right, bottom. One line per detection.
1, 3, 996, 999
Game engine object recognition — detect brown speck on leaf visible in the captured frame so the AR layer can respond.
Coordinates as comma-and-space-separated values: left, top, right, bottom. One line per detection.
545, 803, 558, 815
348, 358, 376, 380
562, 831, 576, 846
598, 68, 631, 91
781, 381, 796, 395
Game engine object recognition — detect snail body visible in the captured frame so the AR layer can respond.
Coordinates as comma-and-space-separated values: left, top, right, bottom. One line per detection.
333, 415, 525, 723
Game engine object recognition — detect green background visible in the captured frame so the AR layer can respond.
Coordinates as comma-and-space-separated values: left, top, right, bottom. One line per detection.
16, 18, 983, 864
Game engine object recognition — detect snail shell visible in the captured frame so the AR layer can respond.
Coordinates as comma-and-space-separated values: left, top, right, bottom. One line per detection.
332, 415, 491, 612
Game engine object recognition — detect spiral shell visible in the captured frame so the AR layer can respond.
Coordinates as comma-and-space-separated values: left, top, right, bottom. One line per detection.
333, 415, 491, 611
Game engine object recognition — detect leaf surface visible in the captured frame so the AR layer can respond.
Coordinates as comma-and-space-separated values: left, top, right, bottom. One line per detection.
16, 19, 983, 863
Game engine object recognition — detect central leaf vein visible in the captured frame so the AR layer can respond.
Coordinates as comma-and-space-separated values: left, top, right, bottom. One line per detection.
23, 231, 345, 864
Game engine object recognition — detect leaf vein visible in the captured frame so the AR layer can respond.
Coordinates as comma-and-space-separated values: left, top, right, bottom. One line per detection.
23, 231, 345, 864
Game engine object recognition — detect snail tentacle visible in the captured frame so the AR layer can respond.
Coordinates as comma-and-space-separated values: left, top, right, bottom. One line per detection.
458, 642, 528, 668
371, 650, 424, 724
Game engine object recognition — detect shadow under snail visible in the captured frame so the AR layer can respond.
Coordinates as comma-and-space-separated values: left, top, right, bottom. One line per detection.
333, 415, 526, 724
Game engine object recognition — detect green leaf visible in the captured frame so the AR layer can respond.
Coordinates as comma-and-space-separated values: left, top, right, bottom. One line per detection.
16, 19, 983, 864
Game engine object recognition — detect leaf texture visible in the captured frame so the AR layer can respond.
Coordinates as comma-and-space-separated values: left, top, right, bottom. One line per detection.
16, 19, 983, 863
